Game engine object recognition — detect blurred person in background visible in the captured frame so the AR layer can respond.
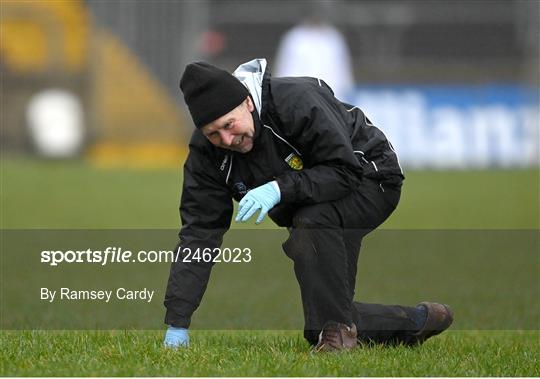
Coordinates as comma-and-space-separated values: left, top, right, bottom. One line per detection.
274, 8, 354, 101
163, 58, 453, 352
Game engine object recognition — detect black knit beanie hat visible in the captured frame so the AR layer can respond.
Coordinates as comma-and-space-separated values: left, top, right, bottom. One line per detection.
180, 62, 249, 128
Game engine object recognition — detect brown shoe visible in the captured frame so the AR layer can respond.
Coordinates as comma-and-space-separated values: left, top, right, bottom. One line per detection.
313, 321, 358, 352
413, 302, 454, 344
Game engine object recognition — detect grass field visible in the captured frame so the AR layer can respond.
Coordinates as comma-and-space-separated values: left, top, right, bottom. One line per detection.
1, 157, 539, 376
1, 158, 538, 229
1, 331, 538, 376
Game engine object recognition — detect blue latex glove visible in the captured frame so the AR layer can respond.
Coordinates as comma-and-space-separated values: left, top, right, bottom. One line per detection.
235, 181, 281, 224
163, 326, 189, 348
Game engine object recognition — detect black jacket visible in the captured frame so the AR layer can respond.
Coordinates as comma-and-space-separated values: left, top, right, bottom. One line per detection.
164, 71, 404, 327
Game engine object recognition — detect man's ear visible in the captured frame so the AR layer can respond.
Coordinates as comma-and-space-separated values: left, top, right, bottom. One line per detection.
246, 96, 255, 112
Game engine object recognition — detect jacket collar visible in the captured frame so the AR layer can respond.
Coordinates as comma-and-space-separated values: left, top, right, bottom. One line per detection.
233, 58, 269, 142
233, 58, 267, 118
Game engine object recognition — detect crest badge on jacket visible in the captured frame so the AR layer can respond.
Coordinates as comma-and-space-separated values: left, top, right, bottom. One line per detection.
285, 153, 303, 170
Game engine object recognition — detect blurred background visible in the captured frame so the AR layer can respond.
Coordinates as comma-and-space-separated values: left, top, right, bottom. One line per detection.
1, 0, 538, 167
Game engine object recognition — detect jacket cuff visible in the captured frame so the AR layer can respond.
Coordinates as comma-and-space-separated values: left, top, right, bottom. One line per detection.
164, 309, 191, 328
275, 173, 297, 203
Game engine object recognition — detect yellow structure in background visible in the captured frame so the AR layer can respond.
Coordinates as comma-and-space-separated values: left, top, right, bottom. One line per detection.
88, 29, 188, 168
1, 0, 187, 168
0, 0, 88, 72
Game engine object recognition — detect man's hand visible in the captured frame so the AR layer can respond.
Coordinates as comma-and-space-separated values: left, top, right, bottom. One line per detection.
163, 326, 189, 348
235, 181, 281, 224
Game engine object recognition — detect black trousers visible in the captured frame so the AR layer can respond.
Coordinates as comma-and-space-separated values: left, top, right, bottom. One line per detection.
281, 177, 420, 346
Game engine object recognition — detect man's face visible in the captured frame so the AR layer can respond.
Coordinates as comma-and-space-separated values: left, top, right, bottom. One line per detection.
201, 96, 255, 153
